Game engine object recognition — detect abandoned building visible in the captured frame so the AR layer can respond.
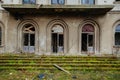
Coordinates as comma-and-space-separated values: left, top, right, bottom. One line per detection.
0, 0, 120, 55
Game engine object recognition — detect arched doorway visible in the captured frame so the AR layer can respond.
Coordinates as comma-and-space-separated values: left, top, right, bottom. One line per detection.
17, 19, 39, 53
47, 19, 68, 53
81, 24, 95, 53
51, 24, 64, 53
22, 24, 35, 53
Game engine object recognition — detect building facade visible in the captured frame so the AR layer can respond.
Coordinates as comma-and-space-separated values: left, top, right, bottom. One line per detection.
0, 0, 120, 55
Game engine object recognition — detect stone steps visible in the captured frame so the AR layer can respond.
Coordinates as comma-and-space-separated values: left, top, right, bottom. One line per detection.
0, 55, 120, 71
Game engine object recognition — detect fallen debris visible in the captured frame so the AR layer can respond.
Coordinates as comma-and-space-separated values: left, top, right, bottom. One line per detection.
53, 64, 71, 75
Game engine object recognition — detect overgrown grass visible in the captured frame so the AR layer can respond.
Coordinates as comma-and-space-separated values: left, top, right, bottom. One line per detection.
0, 69, 120, 80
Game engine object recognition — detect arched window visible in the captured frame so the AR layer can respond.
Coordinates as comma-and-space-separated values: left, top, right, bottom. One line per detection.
81, 0, 95, 5
81, 24, 94, 52
47, 19, 68, 53
51, 24, 64, 53
23, 0, 36, 4
0, 27, 2, 45
23, 24, 35, 53
115, 24, 120, 45
51, 0, 65, 4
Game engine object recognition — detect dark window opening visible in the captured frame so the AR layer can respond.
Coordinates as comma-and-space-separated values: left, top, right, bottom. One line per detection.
23, 33, 35, 46
115, 33, 120, 45
81, 33, 94, 52
115, 24, 120, 46
30, 27, 35, 31
59, 34, 63, 46
52, 33, 64, 53
88, 35, 93, 46
52, 33, 58, 53
24, 33, 29, 46
82, 33, 87, 51
30, 34, 35, 46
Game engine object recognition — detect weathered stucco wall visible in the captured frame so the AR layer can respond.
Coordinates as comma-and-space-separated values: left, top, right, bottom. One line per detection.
0, 10, 8, 53
0, 0, 120, 55
0, 10, 119, 55
97, 0, 114, 5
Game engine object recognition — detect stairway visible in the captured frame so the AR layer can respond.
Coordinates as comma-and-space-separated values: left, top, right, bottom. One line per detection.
0, 55, 120, 71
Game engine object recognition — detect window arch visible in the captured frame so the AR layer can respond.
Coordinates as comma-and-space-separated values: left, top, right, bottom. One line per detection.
22, 24, 35, 53
51, 24, 64, 53
47, 19, 68, 53
17, 19, 39, 53
81, 24, 95, 52
115, 24, 120, 46
79, 20, 100, 54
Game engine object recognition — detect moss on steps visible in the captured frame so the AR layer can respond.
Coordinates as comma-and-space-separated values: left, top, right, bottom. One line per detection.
0, 55, 120, 71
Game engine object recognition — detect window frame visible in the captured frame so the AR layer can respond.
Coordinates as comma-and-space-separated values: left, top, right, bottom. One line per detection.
51, 25, 64, 53
23, 0, 36, 4
81, 24, 95, 52
81, 0, 95, 5
51, 0, 65, 5
115, 24, 120, 46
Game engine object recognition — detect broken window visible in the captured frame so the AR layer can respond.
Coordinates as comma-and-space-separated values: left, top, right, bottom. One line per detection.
23, 0, 36, 4
81, 0, 95, 5
51, 25, 64, 53
115, 24, 120, 46
51, 0, 65, 5
23, 24, 35, 53
81, 24, 94, 52
82, 24, 94, 32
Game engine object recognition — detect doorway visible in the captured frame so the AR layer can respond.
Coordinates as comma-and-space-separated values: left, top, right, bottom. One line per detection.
23, 24, 35, 53
81, 24, 94, 53
51, 25, 64, 53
